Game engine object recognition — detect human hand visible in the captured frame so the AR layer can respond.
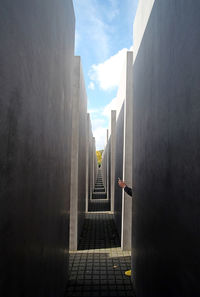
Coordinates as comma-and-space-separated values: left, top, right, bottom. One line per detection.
118, 178, 126, 188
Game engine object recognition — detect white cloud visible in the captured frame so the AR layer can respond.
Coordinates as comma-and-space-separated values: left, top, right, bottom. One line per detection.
102, 95, 124, 133
88, 113, 108, 150
89, 48, 128, 90
88, 81, 95, 90
88, 46, 134, 147
91, 117, 106, 131
88, 108, 99, 114
103, 97, 118, 118
101, 45, 133, 119
93, 127, 107, 150
129, 45, 134, 52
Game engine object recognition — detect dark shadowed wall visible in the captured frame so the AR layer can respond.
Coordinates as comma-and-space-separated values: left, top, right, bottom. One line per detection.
132, 1, 200, 297
0, 1, 75, 296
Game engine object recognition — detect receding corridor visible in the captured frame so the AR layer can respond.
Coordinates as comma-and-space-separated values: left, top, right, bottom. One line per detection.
1, 1, 200, 296
65, 169, 135, 297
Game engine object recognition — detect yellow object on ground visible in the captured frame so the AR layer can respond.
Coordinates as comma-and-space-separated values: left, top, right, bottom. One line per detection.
125, 270, 131, 276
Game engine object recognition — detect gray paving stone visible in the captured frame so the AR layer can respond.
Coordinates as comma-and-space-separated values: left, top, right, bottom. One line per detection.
65, 211, 135, 297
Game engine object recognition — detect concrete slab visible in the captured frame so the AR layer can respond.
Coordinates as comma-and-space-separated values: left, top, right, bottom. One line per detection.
70, 57, 87, 251
111, 110, 116, 212
121, 51, 133, 251
132, 1, 200, 296
0, 1, 75, 296
114, 103, 124, 238
133, 0, 155, 62
111, 51, 133, 251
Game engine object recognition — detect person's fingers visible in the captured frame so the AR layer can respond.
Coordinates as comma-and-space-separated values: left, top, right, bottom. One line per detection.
118, 181, 125, 188
118, 179, 126, 188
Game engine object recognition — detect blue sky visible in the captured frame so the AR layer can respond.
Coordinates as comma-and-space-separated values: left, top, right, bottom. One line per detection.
73, 0, 138, 150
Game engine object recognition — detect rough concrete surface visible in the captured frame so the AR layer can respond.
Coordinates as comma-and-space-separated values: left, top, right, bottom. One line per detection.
121, 51, 133, 251
111, 111, 116, 212
0, 1, 75, 296
114, 104, 124, 238
132, 1, 200, 296
70, 57, 87, 250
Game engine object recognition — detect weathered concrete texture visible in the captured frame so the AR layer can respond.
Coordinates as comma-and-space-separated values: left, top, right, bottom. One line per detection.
77, 59, 87, 247
101, 148, 107, 192
0, 1, 75, 296
85, 113, 93, 212
114, 103, 124, 237
88, 117, 94, 204
108, 137, 111, 201
132, 1, 200, 296
133, 0, 155, 62
101, 129, 109, 196
110, 51, 134, 250
70, 57, 87, 250
106, 129, 109, 193
121, 51, 133, 251
111, 110, 116, 212
93, 137, 98, 187
102, 134, 111, 200
92, 137, 96, 192
84, 117, 98, 212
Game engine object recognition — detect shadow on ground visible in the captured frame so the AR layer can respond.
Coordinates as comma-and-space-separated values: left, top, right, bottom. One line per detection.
88, 200, 110, 212
65, 253, 135, 297
78, 213, 119, 250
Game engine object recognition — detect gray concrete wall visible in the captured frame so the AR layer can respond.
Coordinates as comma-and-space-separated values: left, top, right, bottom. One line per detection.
85, 114, 90, 212
0, 1, 75, 296
106, 129, 109, 193
111, 51, 133, 250
92, 137, 95, 191
114, 104, 124, 237
77, 60, 87, 244
70, 57, 87, 250
108, 137, 111, 201
132, 1, 200, 296
101, 129, 109, 194
101, 133, 111, 202
101, 130, 112, 206
69, 56, 80, 250
85, 114, 95, 211
101, 146, 107, 191
88, 127, 94, 202
86, 115, 96, 206
121, 51, 133, 251
93, 137, 98, 189
111, 110, 116, 212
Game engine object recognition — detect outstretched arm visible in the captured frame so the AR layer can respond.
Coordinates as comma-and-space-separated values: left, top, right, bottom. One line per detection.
124, 186, 132, 197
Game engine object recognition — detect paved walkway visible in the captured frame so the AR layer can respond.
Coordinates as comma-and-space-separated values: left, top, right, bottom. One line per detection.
65, 212, 135, 297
